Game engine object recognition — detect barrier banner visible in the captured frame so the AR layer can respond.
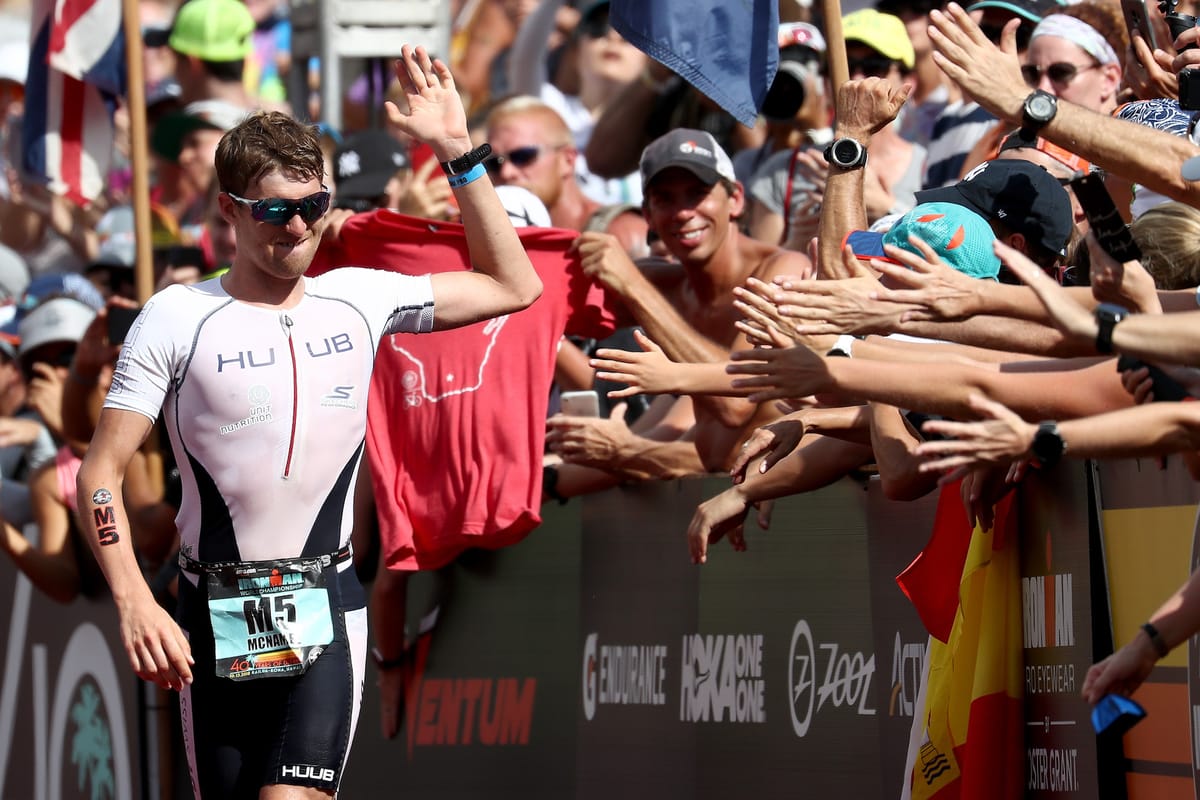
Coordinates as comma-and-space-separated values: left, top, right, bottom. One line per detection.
1020, 464, 1099, 798
0, 564, 139, 800
341, 499, 585, 798
864, 481, 940, 792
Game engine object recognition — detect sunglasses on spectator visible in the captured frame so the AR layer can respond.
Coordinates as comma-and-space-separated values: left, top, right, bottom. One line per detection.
847, 56, 898, 78
979, 21, 1033, 50
21, 344, 76, 381
1021, 62, 1099, 87
484, 146, 562, 176
225, 187, 331, 225
143, 26, 171, 48
578, 12, 611, 39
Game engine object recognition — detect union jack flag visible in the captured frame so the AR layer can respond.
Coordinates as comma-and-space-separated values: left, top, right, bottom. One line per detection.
22, 0, 125, 204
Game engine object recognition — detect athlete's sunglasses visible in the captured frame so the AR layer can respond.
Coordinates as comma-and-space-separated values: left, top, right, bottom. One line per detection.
225, 187, 331, 225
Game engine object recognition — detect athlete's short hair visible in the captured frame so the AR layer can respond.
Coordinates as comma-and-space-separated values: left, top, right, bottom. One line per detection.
215, 111, 325, 195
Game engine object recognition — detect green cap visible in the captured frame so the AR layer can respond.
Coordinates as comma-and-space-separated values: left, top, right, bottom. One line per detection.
168, 0, 254, 62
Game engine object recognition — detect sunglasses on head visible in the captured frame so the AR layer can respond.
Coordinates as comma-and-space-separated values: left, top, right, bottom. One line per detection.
847, 56, 898, 79
484, 146, 553, 176
225, 187, 331, 225
1021, 62, 1098, 87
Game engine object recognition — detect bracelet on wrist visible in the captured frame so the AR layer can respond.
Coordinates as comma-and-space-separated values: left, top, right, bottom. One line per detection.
447, 162, 486, 189
371, 646, 406, 670
1141, 621, 1171, 659
827, 334, 857, 358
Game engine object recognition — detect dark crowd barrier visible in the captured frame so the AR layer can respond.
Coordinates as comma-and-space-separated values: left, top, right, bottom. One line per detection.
2, 461, 1198, 799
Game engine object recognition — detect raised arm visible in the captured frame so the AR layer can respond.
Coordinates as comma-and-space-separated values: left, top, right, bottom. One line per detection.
928, 3, 1200, 205
818, 79, 910, 278
386, 45, 543, 329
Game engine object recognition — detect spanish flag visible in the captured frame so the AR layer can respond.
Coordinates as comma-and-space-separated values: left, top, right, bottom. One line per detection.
906, 491, 1024, 799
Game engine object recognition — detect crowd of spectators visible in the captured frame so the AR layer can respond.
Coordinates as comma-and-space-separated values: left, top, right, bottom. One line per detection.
4, 0, 1200, 769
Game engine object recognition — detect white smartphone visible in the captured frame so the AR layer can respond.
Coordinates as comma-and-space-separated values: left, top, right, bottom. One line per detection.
560, 390, 600, 417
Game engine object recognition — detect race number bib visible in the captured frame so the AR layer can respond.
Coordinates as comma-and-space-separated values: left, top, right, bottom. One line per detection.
206, 558, 335, 680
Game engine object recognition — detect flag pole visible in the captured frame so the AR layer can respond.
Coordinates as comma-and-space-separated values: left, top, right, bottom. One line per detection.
120, 0, 153, 305
822, 0, 849, 90
118, 7, 171, 798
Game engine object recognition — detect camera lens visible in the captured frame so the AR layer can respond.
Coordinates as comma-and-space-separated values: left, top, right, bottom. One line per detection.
762, 69, 807, 122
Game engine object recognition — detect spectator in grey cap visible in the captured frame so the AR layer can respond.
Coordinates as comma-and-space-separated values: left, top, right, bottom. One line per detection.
0, 297, 95, 598
551, 127, 813, 497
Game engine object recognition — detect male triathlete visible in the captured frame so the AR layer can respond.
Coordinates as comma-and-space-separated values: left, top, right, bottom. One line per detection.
75, 45, 541, 799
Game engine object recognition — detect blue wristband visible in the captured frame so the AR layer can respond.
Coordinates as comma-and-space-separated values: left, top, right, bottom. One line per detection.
447, 162, 486, 189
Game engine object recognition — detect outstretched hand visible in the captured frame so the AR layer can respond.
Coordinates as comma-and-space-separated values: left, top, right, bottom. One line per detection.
726, 343, 831, 403
729, 416, 806, 483
915, 393, 1037, 478
928, 3, 1026, 123
386, 45, 470, 154
870, 235, 982, 322
591, 330, 677, 396
687, 486, 750, 564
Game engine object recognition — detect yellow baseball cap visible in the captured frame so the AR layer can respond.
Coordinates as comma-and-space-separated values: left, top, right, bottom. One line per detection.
842, 9, 916, 70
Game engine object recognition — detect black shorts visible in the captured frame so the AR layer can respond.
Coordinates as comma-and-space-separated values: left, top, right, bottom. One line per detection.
176, 564, 367, 799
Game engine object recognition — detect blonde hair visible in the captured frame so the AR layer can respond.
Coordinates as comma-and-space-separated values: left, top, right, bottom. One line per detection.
483, 95, 573, 146
1131, 202, 1200, 289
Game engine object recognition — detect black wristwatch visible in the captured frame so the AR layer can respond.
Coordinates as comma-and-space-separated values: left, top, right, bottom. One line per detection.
1020, 90, 1058, 137
1031, 420, 1066, 468
543, 464, 568, 505
440, 143, 493, 176
822, 137, 868, 169
1094, 302, 1129, 354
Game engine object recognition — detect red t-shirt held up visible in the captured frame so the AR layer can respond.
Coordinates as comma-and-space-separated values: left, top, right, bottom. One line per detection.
314, 210, 617, 570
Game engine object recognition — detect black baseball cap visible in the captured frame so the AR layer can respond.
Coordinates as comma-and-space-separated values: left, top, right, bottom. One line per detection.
333, 130, 411, 200
916, 159, 1074, 256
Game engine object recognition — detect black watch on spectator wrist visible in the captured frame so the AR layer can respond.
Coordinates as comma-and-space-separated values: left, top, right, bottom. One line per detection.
1031, 420, 1066, 468
1021, 90, 1058, 137
543, 464, 568, 505
1094, 302, 1129, 354
822, 137, 868, 169
440, 143, 492, 176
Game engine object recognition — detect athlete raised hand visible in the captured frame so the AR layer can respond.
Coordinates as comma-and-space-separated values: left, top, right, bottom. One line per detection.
386, 44, 470, 157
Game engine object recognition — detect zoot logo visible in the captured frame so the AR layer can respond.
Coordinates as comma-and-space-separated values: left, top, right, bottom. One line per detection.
788, 620, 876, 738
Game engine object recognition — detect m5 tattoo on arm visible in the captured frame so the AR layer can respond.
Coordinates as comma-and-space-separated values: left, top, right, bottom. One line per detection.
91, 488, 121, 546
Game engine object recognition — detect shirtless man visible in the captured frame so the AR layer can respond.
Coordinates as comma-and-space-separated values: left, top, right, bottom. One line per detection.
556, 128, 814, 473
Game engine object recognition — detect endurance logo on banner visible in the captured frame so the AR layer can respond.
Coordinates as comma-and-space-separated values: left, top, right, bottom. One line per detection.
581, 633, 668, 721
